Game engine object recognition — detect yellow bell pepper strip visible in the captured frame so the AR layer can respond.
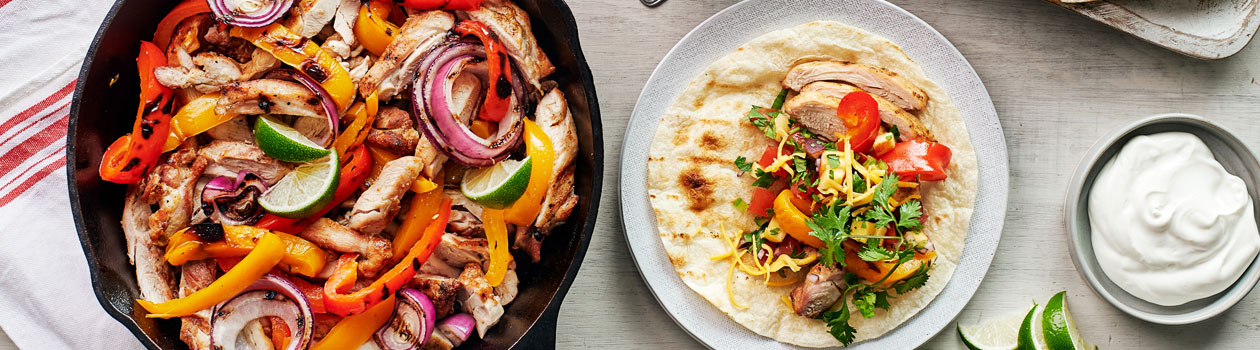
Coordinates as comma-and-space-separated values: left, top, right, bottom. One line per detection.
773, 190, 825, 249
311, 295, 396, 350
231, 23, 355, 109
99, 41, 174, 184
504, 120, 554, 225
392, 171, 445, 258
355, 0, 399, 56
164, 225, 328, 277
323, 199, 452, 316
333, 93, 379, 162
163, 93, 237, 151
482, 209, 513, 286
411, 175, 438, 193
139, 233, 286, 318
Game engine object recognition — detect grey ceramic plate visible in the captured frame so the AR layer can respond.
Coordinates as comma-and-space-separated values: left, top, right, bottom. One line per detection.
618, 0, 1009, 348
1047, 0, 1260, 60
1064, 113, 1260, 325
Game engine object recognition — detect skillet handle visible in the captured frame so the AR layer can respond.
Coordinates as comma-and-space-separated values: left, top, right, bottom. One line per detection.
515, 304, 559, 349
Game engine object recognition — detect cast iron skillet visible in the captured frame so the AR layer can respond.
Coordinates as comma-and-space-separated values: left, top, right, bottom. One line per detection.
66, 0, 602, 348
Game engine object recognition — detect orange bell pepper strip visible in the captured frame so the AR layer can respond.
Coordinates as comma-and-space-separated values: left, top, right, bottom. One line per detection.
482, 209, 513, 286
454, 20, 513, 122
392, 171, 446, 258
153, 0, 211, 51
311, 295, 396, 350
164, 225, 328, 277
332, 92, 379, 162
256, 145, 373, 233
139, 233, 286, 318
844, 249, 926, 287
504, 120, 554, 226
163, 93, 237, 151
323, 199, 452, 316
99, 41, 174, 184
773, 190, 825, 249
231, 23, 355, 110
355, 0, 399, 56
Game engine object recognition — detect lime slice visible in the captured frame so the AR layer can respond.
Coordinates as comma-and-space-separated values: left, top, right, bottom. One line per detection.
1017, 302, 1049, 350
260, 150, 340, 218
254, 115, 331, 163
958, 304, 1034, 350
461, 157, 532, 209
1043, 292, 1087, 350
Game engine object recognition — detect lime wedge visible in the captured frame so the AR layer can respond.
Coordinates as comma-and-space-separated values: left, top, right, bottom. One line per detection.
260, 150, 340, 218
461, 157, 532, 209
254, 115, 331, 163
1043, 292, 1087, 350
1017, 302, 1049, 350
958, 304, 1034, 350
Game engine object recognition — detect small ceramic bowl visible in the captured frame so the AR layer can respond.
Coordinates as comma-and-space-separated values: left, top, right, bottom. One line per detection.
1064, 113, 1260, 325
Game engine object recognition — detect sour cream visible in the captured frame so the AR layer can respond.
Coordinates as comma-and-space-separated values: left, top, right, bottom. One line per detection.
1089, 132, 1260, 306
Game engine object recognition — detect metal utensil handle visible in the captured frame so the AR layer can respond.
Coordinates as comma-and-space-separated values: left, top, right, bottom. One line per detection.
641, 0, 665, 7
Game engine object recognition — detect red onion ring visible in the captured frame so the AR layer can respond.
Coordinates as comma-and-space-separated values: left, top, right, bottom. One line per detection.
435, 313, 475, 347
265, 68, 340, 146
374, 288, 436, 350
411, 40, 525, 167
210, 274, 314, 350
201, 171, 268, 226
208, 0, 293, 27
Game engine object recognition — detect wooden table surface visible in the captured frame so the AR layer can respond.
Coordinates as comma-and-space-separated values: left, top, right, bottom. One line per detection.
2, 0, 1258, 349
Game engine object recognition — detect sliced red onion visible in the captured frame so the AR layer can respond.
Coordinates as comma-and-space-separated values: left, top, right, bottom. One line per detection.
265, 68, 340, 146
436, 313, 475, 347
209, 0, 293, 27
791, 131, 827, 158
374, 288, 436, 350
412, 40, 525, 167
201, 171, 268, 225
211, 274, 314, 350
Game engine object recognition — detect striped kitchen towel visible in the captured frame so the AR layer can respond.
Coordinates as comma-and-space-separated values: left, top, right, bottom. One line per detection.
0, 0, 146, 348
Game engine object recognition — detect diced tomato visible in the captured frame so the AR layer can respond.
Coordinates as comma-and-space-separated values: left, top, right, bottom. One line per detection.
757, 145, 794, 178
877, 140, 952, 181
748, 187, 776, 218
837, 91, 880, 154
788, 178, 816, 213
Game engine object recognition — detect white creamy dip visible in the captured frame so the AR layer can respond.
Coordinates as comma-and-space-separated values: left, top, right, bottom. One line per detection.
1089, 132, 1260, 306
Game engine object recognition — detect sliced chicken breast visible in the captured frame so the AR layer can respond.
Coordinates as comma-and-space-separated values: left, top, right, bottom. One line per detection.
786, 81, 933, 142
464, 0, 555, 91
141, 140, 207, 242
456, 263, 504, 338
198, 140, 293, 185
360, 11, 455, 100
178, 260, 217, 350
411, 274, 463, 319
284, 0, 342, 38
204, 115, 253, 143
348, 156, 424, 235
783, 61, 928, 112
364, 107, 420, 156
218, 79, 327, 119
122, 185, 176, 304
299, 218, 393, 278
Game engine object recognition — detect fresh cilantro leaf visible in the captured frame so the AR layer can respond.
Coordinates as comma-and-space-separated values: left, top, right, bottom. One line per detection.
751, 169, 777, 188
732, 198, 748, 212
807, 204, 852, 267
863, 204, 896, 228
890, 125, 900, 141
897, 199, 923, 232
872, 175, 900, 207
892, 261, 932, 294
873, 290, 891, 310
852, 172, 867, 193
791, 156, 809, 183
742, 227, 764, 255
820, 305, 856, 345
853, 287, 879, 318
771, 88, 789, 110
733, 156, 753, 172
826, 154, 841, 169
857, 240, 897, 262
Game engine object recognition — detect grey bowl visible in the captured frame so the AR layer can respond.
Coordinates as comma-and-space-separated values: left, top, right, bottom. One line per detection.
1064, 113, 1260, 325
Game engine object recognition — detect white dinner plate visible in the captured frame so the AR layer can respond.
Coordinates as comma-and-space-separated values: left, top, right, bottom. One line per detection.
618, 0, 1010, 348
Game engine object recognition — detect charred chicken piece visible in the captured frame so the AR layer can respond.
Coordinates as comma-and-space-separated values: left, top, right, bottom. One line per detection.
122, 185, 176, 305
789, 263, 847, 318
283, 0, 341, 38
298, 218, 393, 278
783, 61, 928, 112
412, 274, 463, 319
456, 263, 504, 338
364, 107, 421, 156
178, 260, 217, 350
141, 140, 207, 242
218, 79, 327, 119
349, 156, 424, 235
360, 10, 455, 100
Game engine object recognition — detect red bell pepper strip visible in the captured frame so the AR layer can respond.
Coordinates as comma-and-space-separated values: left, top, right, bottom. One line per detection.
837, 91, 880, 154
153, 0, 212, 51
322, 199, 452, 316
396, 0, 483, 11
877, 140, 953, 181
99, 41, 175, 184
256, 145, 373, 233
454, 20, 512, 122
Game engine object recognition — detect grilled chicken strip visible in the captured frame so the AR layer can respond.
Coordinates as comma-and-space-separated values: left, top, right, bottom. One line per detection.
284, 0, 342, 37
122, 186, 176, 304
360, 11, 455, 100
419, 233, 491, 278
789, 264, 847, 318
198, 140, 293, 185
412, 274, 463, 319
456, 263, 504, 338
205, 115, 253, 142
218, 79, 326, 119
513, 89, 578, 261
299, 218, 393, 278
494, 267, 519, 305
349, 156, 424, 235
464, 0, 556, 91
331, 0, 360, 47
154, 51, 245, 93
783, 61, 928, 112
785, 81, 933, 141
141, 141, 207, 242
364, 107, 420, 156
179, 260, 217, 350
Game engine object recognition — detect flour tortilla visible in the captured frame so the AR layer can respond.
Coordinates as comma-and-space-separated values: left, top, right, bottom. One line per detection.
647, 21, 978, 347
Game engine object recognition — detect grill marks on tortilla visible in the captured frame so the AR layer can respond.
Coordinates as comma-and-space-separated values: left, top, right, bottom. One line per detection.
679, 167, 715, 212
699, 132, 725, 151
